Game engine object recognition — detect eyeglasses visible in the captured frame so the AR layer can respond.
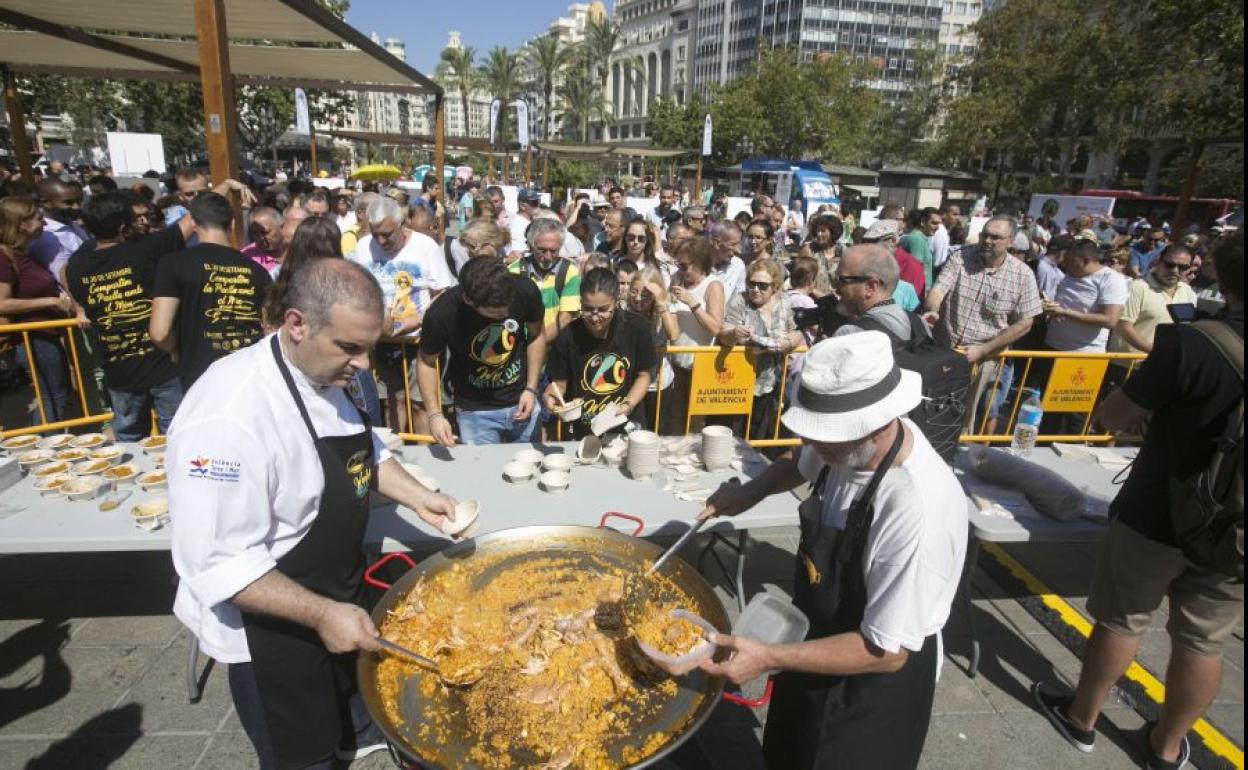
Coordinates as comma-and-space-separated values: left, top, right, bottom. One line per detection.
580, 304, 614, 317
1159, 257, 1192, 271
625, 234, 647, 243
627, 290, 652, 301
747, 280, 773, 291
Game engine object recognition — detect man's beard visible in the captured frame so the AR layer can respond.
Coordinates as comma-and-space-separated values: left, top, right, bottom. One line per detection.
840, 440, 877, 469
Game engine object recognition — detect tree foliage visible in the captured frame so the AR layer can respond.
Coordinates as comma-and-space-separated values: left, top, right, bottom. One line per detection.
525, 34, 575, 141
478, 47, 524, 147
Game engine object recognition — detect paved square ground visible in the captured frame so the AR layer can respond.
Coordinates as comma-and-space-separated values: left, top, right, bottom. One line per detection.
0, 531, 1240, 769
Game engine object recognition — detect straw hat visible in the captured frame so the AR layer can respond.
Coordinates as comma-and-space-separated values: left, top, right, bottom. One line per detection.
780, 332, 921, 443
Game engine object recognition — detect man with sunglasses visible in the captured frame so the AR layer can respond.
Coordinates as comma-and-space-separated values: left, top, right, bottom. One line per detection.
1129, 225, 1168, 278
1106, 244, 1196, 388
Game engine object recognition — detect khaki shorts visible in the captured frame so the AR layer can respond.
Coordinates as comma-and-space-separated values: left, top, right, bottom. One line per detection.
1087, 521, 1244, 656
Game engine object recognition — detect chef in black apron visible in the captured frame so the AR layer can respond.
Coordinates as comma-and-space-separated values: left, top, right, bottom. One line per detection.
168, 260, 459, 769
696, 331, 968, 769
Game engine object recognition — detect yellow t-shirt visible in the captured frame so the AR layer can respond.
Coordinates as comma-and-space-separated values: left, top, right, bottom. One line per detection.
1108, 274, 1196, 362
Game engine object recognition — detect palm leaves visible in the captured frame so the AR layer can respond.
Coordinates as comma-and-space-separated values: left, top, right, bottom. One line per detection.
526, 34, 574, 141
479, 46, 524, 146
437, 45, 478, 136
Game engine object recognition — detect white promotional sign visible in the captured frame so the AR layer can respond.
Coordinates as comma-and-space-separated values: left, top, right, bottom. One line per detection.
105, 132, 166, 175
701, 114, 713, 156
1026, 194, 1115, 227
489, 99, 501, 145
294, 88, 310, 135
513, 100, 530, 149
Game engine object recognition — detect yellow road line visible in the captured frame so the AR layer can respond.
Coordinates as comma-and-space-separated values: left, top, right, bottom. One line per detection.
982, 542, 1245, 770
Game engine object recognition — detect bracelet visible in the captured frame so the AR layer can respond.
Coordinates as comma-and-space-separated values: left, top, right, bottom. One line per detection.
524, 386, 539, 397
689, 303, 702, 313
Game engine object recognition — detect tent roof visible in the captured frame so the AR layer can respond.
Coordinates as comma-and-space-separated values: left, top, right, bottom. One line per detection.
0, 0, 439, 94
533, 141, 693, 159
329, 129, 493, 153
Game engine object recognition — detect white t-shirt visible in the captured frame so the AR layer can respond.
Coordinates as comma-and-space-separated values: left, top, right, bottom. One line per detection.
169, 335, 392, 663
508, 213, 532, 255
930, 224, 951, 268
1044, 266, 1128, 352
350, 230, 454, 330
712, 255, 747, 296
797, 422, 968, 654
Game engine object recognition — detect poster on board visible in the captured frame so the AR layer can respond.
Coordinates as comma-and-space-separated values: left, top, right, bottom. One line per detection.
106, 133, 166, 176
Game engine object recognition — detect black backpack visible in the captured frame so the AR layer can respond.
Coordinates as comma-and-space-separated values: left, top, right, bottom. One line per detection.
855, 311, 970, 464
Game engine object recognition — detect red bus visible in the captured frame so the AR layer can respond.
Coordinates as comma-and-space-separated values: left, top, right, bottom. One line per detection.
1077, 189, 1241, 230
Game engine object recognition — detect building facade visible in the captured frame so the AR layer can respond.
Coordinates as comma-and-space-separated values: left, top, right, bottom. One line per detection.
606, 0, 697, 144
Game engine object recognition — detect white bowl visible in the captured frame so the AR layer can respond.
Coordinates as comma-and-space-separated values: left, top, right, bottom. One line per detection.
542, 454, 574, 472
576, 435, 603, 464
138, 436, 167, 454
503, 461, 534, 482
629, 430, 661, 447
102, 463, 140, 485
31, 461, 71, 479
37, 433, 75, 450
34, 474, 72, 496
701, 425, 733, 440
513, 448, 545, 467
601, 446, 626, 468
16, 449, 55, 468
70, 433, 108, 449
137, 471, 167, 492
89, 446, 126, 465
1, 435, 40, 453
62, 476, 105, 501
440, 499, 481, 540
74, 458, 113, 476
551, 398, 584, 423
539, 470, 570, 493
131, 497, 170, 531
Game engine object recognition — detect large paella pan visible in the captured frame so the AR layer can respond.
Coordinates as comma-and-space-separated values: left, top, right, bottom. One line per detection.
358, 516, 732, 769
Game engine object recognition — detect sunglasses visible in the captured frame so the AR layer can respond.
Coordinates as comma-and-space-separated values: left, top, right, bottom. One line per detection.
580, 304, 614, 317
625, 234, 647, 243
1159, 257, 1192, 271
747, 280, 773, 291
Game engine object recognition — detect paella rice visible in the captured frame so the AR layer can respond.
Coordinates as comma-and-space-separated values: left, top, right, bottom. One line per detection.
377, 550, 708, 769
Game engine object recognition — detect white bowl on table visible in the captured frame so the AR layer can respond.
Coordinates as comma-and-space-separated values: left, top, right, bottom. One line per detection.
513, 448, 545, 467
503, 461, 535, 483
539, 470, 571, 493
541, 453, 574, 473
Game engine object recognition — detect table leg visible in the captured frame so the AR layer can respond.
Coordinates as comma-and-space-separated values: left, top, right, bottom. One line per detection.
185, 633, 203, 704
734, 530, 748, 614
696, 530, 751, 613
962, 536, 982, 678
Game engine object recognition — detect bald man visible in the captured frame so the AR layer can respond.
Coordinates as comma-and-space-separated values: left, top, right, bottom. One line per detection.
243, 207, 285, 273
29, 178, 88, 282
833, 244, 921, 341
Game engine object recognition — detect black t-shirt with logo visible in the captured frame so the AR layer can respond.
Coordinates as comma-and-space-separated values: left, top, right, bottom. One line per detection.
547, 310, 658, 437
419, 277, 544, 411
153, 243, 273, 389
65, 226, 183, 390
1112, 315, 1244, 546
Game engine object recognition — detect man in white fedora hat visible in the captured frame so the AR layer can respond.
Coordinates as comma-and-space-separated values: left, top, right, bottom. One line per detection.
698, 330, 968, 769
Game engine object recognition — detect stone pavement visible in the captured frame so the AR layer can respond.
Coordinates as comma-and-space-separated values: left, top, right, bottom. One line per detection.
0, 529, 1241, 769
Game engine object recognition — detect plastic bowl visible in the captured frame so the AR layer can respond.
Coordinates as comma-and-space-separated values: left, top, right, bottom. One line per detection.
131, 497, 170, 531
539, 470, 570, 493
551, 398, 585, 423
541, 453, 574, 472
16, 449, 55, 468
636, 609, 720, 677
1, 435, 40, 453
103, 463, 140, 485
62, 476, 105, 501
138, 436, 167, 453
440, 499, 481, 540
576, 435, 603, 464
513, 448, 545, 467
37, 433, 75, 450
502, 461, 535, 482
75, 459, 113, 476
137, 471, 167, 492
89, 446, 126, 465
34, 474, 72, 496
69, 433, 107, 449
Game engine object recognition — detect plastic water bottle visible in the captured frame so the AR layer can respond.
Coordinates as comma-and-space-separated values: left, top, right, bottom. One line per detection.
1011, 388, 1043, 456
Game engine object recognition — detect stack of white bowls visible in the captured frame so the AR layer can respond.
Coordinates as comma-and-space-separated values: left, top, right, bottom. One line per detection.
700, 425, 736, 471
626, 430, 662, 478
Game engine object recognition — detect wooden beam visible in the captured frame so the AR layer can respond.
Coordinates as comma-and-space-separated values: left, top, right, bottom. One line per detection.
433, 93, 445, 241
194, 0, 243, 246
541, 153, 549, 192
695, 155, 703, 203
2, 66, 33, 182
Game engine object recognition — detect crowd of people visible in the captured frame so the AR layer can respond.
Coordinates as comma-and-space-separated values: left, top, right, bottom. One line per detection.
0, 161, 1240, 450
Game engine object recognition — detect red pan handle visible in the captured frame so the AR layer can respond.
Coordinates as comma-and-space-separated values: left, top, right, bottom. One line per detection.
721, 677, 773, 708
598, 511, 645, 537
363, 552, 416, 590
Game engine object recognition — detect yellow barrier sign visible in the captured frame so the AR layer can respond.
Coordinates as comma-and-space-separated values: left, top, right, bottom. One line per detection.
1042, 358, 1110, 413
688, 349, 756, 416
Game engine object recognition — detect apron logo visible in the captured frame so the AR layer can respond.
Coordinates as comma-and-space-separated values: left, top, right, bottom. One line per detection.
187, 456, 241, 483
346, 450, 372, 499
802, 551, 822, 586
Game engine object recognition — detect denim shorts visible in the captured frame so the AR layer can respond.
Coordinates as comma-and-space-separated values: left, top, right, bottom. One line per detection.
457, 404, 541, 445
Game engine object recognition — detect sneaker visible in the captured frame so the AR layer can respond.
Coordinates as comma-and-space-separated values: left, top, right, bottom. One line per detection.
1031, 681, 1096, 753
1144, 726, 1190, 770
335, 721, 389, 762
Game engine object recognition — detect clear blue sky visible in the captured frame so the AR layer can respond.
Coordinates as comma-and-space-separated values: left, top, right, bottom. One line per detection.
344, 0, 604, 75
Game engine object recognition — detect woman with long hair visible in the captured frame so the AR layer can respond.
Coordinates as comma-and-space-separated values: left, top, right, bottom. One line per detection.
626, 265, 680, 431
0, 196, 75, 425
803, 214, 843, 295
617, 220, 667, 282
665, 236, 725, 432
542, 267, 657, 438
746, 219, 776, 261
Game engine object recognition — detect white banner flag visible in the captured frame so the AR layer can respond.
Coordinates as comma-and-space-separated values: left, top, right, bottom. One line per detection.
702, 113, 713, 156
513, 99, 530, 149
489, 99, 501, 145
295, 88, 310, 135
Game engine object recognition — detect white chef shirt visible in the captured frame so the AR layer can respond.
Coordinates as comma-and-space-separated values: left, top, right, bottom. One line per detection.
169, 334, 391, 663
797, 421, 968, 653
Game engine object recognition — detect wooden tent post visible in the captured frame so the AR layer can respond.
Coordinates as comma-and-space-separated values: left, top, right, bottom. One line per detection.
541, 153, 549, 192
433, 93, 446, 240
194, 0, 242, 245
1, 66, 33, 182
695, 155, 703, 203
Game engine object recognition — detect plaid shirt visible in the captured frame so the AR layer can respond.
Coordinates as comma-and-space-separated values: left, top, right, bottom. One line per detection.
932, 249, 1041, 347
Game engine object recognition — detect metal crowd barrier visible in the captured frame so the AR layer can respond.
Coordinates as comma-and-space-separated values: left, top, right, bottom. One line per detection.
1, 319, 1146, 450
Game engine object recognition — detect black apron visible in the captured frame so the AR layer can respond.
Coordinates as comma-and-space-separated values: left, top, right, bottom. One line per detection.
762, 424, 938, 770
239, 336, 377, 769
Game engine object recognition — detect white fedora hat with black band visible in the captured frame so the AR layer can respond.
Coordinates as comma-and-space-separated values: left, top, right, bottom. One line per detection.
781, 331, 922, 443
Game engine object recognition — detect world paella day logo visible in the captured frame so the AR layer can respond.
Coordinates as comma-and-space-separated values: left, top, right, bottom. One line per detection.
188, 456, 242, 483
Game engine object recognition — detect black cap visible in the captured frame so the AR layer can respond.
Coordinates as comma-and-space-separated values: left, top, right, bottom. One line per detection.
1049, 233, 1077, 253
